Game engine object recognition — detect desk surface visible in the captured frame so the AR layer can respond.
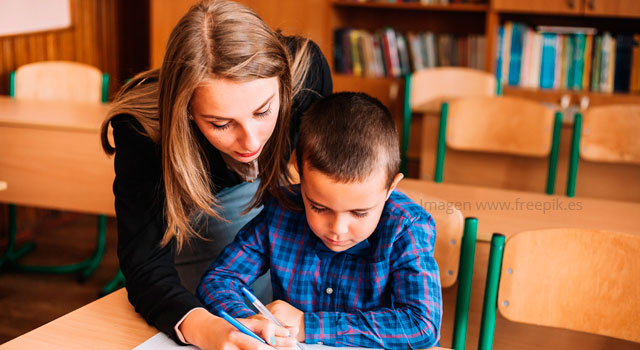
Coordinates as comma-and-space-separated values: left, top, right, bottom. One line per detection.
0, 96, 110, 132
0, 289, 448, 350
398, 179, 640, 241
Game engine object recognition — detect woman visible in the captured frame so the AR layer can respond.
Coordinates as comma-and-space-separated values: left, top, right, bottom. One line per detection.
100, 1, 332, 348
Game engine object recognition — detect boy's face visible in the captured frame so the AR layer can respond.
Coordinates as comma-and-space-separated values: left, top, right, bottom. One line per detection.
300, 162, 403, 252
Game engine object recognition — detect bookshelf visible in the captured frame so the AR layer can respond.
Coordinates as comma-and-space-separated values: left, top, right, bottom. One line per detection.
329, 0, 640, 201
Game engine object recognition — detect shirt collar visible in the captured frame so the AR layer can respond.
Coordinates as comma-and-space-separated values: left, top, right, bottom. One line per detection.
313, 236, 371, 258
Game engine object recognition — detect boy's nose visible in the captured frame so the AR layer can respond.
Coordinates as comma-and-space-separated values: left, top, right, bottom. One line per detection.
330, 215, 349, 236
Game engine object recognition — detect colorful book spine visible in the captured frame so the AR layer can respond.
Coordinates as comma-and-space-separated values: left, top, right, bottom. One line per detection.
540, 33, 556, 89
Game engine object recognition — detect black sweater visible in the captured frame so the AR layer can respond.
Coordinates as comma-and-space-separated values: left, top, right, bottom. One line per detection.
110, 39, 332, 343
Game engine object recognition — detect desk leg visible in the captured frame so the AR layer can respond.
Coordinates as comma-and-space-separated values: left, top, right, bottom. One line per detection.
7, 211, 106, 282
0, 204, 36, 270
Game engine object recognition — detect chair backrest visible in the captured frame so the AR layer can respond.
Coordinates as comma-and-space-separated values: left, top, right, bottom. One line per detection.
402, 190, 464, 288
484, 228, 640, 345
11, 61, 107, 103
400, 67, 497, 174
446, 96, 556, 157
409, 67, 497, 113
580, 104, 640, 165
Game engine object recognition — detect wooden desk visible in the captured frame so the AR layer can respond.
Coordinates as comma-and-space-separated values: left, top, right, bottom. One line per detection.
0, 96, 114, 215
0, 289, 449, 350
398, 178, 640, 241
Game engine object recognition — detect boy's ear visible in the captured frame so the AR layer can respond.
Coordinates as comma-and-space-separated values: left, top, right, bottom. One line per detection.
386, 173, 404, 199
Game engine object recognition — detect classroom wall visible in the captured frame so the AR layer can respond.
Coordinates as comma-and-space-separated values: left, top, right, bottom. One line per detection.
0, 0, 120, 97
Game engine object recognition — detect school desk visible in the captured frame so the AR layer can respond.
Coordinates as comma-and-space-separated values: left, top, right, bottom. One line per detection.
398, 178, 640, 242
0, 96, 114, 215
0, 288, 450, 350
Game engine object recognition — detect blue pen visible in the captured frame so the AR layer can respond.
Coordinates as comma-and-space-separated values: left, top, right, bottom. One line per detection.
218, 309, 267, 344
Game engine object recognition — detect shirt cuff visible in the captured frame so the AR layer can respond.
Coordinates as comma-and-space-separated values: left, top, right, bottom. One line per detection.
304, 312, 338, 346
174, 307, 207, 344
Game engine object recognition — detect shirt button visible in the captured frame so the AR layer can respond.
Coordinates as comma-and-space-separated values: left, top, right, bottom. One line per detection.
325, 287, 333, 295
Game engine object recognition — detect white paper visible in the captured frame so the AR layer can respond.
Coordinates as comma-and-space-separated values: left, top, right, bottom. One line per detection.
133, 332, 381, 350
133, 332, 197, 350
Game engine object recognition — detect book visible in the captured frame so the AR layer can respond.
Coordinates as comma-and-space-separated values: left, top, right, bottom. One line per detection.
540, 33, 556, 89
613, 34, 634, 93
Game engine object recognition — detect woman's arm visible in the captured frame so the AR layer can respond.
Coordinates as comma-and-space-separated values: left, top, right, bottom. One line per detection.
112, 117, 202, 342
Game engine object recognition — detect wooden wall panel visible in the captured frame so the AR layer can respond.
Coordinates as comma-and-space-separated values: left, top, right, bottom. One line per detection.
0, 0, 120, 98
150, 0, 331, 69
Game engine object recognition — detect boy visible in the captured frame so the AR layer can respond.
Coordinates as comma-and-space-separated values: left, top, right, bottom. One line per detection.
197, 92, 442, 349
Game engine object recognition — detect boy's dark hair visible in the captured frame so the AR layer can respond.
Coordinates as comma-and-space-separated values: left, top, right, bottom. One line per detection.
296, 92, 400, 188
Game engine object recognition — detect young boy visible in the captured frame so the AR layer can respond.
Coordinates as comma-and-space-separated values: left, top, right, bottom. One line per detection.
196, 92, 442, 349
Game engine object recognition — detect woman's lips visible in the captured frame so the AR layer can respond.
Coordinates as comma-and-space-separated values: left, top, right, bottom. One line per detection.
235, 146, 261, 158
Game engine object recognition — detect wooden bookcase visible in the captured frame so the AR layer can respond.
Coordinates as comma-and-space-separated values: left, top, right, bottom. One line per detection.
330, 0, 640, 107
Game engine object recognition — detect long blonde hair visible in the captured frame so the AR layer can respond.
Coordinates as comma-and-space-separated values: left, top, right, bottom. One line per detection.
101, 0, 311, 250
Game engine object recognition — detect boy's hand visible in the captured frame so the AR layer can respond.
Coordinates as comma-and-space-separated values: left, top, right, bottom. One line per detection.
265, 300, 305, 342
248, 314, 299, 349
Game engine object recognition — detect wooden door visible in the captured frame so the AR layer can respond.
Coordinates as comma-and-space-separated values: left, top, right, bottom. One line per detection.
584, 0, 640, 18
492, 0, 583, 15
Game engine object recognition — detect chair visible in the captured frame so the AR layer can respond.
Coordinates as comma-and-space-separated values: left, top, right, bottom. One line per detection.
402, 189, 478, 350
401, 67, 498, 174
434, 96, 563, 195
1, 61, 109, 281
566, 104, 640, 197
478, 229, 640, 349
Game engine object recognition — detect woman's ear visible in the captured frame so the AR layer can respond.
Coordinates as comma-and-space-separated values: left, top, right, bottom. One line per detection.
386, 173, 404, 199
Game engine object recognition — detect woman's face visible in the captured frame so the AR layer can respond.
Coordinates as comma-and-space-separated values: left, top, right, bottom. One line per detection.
190, 77, 280, 163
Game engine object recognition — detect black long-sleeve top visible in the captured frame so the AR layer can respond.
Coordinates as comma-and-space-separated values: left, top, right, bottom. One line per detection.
110, 39, 332, 343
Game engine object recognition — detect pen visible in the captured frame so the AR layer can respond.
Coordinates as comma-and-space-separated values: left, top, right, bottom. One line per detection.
218, 309, 267, 344
241, 286, 306, 350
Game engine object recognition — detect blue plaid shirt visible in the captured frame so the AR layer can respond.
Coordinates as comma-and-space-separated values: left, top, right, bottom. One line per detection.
197, 186, 442, 349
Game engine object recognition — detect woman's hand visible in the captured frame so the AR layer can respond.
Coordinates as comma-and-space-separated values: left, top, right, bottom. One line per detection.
266, 300, 305, 342
179, 308, 293, 349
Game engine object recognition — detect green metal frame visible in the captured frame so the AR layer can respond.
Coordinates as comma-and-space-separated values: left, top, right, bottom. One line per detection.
434, 102, 449, 183
101, 268, 126, 296
451, 217, 478, 350
401, 74, 412, 175
545, 112, 563, 195
2, 68, 110, 282
478, 233, 506, 350
566, 112, 583, 197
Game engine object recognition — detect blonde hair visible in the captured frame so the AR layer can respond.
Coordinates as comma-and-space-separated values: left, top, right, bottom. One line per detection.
101, 0, 312, 250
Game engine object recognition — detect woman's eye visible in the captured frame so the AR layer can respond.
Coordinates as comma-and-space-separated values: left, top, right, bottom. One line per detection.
211, 122, 231, 130
352, 211, 368, 218
255, 106, 272, 118
310, 205, 327, 213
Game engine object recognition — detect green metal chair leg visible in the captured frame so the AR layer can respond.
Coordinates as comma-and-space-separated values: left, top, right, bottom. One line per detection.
545, 111, 563, 195
566, 112, 583, 197
101, 268, 126, 296
0, 204, 35, 270
478, 233, 506, 350
434, 102, 449, 183
451, 217, 478, 350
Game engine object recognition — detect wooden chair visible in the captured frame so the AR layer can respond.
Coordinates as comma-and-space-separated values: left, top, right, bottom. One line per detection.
10, 61, 109, 103
1, 61, 109, 281
566, 104, 640, 197
401, 67, 498, 174
402, 188, 478, 350
478, 229, 640, 349
434, 96, 563, 195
